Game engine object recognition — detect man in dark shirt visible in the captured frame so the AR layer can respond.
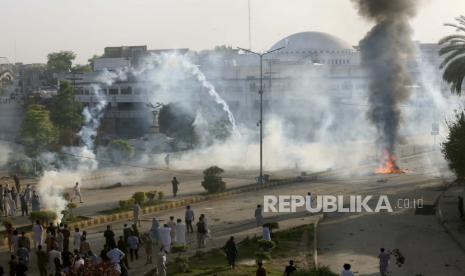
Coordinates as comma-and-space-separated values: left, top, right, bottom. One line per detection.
283, 260, 297, 275
104, 225, 116, 247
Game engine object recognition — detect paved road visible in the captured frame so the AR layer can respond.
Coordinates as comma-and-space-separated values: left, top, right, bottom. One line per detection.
1, 150, 464, 276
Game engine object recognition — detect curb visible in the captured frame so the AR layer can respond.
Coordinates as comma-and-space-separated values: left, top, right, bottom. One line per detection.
68, 172, 328, 230
436, 186, 465, 254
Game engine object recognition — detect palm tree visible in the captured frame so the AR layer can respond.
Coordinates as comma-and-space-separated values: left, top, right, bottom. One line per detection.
439, 15, 465, 94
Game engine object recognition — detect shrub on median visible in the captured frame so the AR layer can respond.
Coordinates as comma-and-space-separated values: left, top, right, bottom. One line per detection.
201, 166, 226, 193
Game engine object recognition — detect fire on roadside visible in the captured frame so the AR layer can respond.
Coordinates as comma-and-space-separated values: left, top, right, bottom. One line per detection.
375, 150, 404, 174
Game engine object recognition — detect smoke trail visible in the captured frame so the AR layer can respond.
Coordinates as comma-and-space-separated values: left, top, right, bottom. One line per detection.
140, 53, 239, 137
74, 87, 108, 170
38, 81, 110, 221
175, 55, 239, 136
352, 0, 417, 156
0, 141, 11, 167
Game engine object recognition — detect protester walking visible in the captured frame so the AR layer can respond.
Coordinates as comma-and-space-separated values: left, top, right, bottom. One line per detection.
185, 205, 195, 233
172, 177, 179, 197
224, 236, 238, 269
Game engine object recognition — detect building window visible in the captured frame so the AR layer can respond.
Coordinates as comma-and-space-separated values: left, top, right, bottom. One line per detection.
121, 87, 132, 95
109, 88, 119, 95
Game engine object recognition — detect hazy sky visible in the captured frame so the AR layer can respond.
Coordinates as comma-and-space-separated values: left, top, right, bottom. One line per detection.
1, 0, 464, 64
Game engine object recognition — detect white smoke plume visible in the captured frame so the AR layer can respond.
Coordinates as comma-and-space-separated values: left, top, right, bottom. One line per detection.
37, 75, 113, 221
0, 141, 11, 168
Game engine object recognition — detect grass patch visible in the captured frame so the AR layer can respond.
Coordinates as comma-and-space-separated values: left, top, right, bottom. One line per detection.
98, 200, 168, 215
167, 224, 329, 275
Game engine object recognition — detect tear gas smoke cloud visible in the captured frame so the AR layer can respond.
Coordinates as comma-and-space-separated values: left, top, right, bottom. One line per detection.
37, 77, 112, 221
0, 141, 11, 167
352, 0, 418, 156
136, 53, 239, 136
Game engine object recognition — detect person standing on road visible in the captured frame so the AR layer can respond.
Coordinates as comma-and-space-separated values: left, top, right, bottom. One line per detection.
167, 216, 177, 242
31, 191, 40, 212
133, 203, 141, 227
150, 218, 160, 245
104, 225, 116, 248
106, 244, 125, 274
175, 218, 186, 245
224, 236, 237, 270
117, 236, 129, 270
185, 205, 195, 233
159, 224, 172, 252
255, 205, 264, 226
127, 231, 139, 262
32, 220, 43, 249
71, 182, 83, 203
24, 185, 32, 207
73, 228, 81, 251
196, 217, 207, 248
378, 248, 391, 276
19, 191, 28, 216
141, 232, 153, 265
13, 174, 20, 194
283, 260, 297, 275
171, 177, 179, 197
62, 225, 70, 252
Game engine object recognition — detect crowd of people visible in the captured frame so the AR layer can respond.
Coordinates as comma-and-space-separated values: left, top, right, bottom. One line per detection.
0, 203, 217, 275
0, 175, 40, 218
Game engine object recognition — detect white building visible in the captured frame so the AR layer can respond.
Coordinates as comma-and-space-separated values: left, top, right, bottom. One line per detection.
57, 31, 444, 139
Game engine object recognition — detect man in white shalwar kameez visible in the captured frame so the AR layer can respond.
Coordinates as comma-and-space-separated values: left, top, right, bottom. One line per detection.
158, 224, 171, 252
32, 220, 43, 248
175, 219, 186, 245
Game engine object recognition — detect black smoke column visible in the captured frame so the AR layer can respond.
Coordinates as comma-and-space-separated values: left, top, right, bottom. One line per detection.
352, 0, 417, 157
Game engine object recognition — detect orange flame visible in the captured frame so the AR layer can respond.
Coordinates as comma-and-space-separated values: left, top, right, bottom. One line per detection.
375, 151, 404, 174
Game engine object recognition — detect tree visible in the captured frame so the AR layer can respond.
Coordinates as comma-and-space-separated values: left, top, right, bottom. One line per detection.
158, 103, 198, 147
49, 81, 82, 146
201, 166, 226, 193
47, 51, 76, 74
72, 64, 92, 73
439, 15, 465, 94
19, 105, 58, 157
442, 112, 465, 179
107, 139, 134, 162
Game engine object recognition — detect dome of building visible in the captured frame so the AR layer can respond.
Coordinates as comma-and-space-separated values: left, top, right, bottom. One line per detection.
270, 31, 353, 53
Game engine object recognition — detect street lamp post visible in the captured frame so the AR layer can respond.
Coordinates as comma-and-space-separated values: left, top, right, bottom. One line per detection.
237, 46, 284, 184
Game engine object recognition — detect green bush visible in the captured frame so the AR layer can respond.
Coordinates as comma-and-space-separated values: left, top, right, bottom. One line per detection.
257, 239, 276, 252
201, 166, 226, 193
442, 112, 465, 178
132, 192, 146, 205
158, 191, 164, 201
146, 191, 157, 202
29, 211, 57, 224
118, 198, 135, 210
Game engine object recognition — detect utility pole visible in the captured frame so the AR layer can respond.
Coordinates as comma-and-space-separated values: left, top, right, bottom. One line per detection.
248, 0, 252, 50
237, 46, 284, 184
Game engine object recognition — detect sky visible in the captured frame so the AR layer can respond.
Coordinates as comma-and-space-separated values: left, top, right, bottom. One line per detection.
0, 0, 464, 64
